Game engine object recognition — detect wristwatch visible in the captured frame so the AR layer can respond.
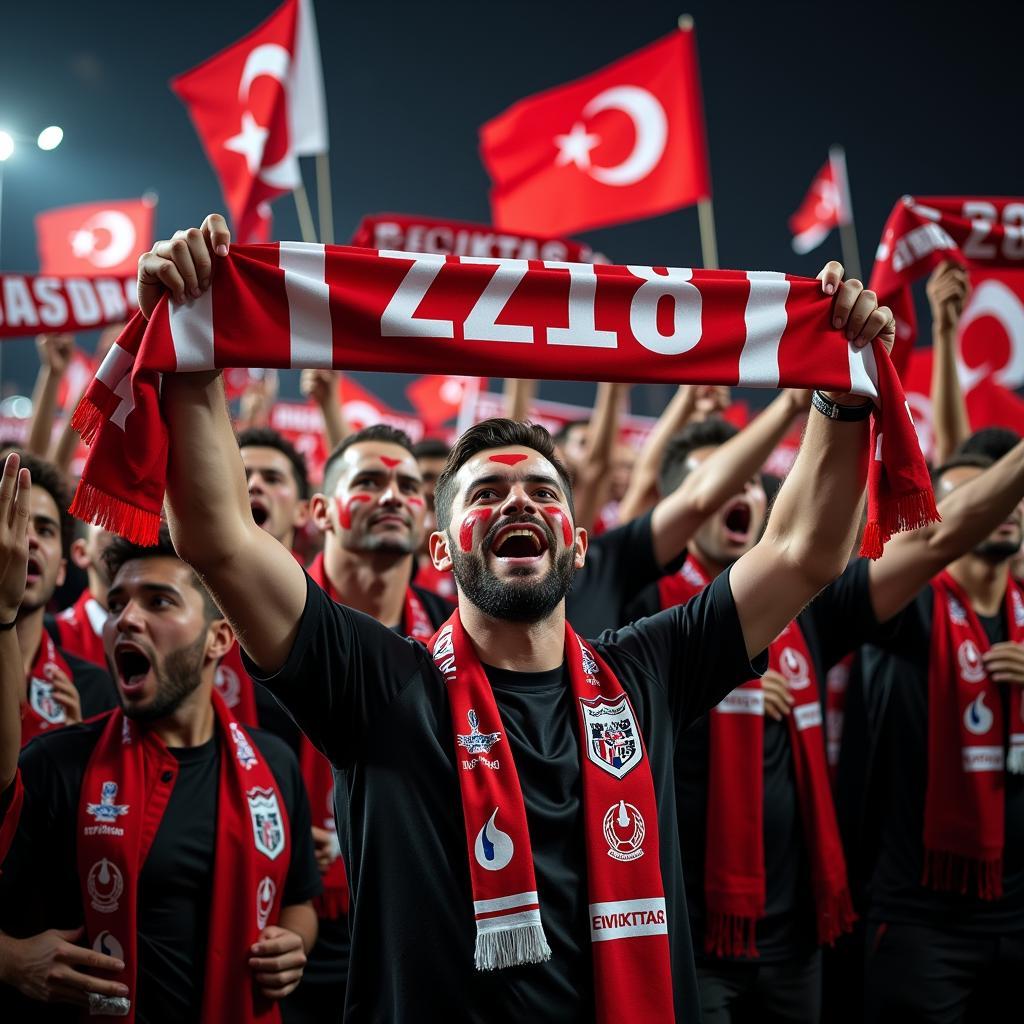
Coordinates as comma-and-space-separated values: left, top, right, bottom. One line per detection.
811, 390, 873, 422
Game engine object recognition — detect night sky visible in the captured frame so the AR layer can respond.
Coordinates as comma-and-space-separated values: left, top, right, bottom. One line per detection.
1, 0, 1020, 415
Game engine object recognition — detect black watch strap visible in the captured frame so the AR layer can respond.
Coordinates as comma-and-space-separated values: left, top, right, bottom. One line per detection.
811, 390, 873, 422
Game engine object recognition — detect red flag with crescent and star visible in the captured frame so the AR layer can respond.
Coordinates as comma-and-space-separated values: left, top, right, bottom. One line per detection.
480, 27, 711, 237
170, 0, 327, 242
36, 199, 155, 278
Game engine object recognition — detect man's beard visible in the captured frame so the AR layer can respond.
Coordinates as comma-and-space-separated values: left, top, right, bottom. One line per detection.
450, 519, 576, 623
973, 536, 1022, 564
357, 532, 416, 555
122, 631, 207, 723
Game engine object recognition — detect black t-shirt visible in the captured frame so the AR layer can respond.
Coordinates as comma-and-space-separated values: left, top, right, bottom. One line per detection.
861, 581, 1024, 932
628, 557, 881, 961
564, 509, 661, 637
0, 717, 321, 1023
243, 567, 766, 1023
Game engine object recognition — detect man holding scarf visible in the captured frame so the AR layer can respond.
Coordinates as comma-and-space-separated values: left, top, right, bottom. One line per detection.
129, 213, 895, 1022
0, 516, 322, 1023
627, 417, 1024, 1022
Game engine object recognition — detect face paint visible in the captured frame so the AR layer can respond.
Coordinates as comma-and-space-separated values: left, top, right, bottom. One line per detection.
336, 494, 371, 530
379, 456, 401, 468
544, 506, 573, 546
489, 453, 528, 466
406, 496, 425, 508
459, 508, 493, 552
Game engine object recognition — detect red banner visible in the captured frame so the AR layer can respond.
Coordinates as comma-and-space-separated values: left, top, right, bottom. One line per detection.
350, 213, 607, 264
0, 273, 137, 339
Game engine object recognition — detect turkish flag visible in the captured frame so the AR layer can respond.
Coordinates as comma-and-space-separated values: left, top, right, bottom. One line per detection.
36, 199, 154, 278
480, 27, 711, 237
957, 268, 1024, 394
406, 375, 485, 430
789, 152, 850, 255
170, 0, 327, 242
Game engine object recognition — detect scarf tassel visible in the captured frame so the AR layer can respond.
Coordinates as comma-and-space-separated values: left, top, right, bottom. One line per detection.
474, 925, 552, 972
68, 480, 162, 547
861, 489, 941, 560
70, 392, 114, 445
923, 850, 1003, 900
815, 885, 856, 947
704, 912, 759, 959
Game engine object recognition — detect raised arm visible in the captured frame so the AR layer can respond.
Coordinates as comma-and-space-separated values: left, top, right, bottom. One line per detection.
649, 389, 809, 567
730, 266, 894, 658
139, 216, 307, 673
0, 454, 29, 794
503, 378, 536, 422
24, 335, 73, 460
927, 260, 971, 465
300, 369, 348, 450
573, 381, 629, 532
867, 438, 1024, 622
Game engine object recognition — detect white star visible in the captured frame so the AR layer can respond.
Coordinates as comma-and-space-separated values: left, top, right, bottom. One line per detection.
554, 121, 600, 169
224, 111, 269, 175
70, 229, 96, 258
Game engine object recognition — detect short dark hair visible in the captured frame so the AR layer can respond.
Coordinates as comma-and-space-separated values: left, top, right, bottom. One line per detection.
411, 438, 451, 461
658, 419, 739, 496
321, 424, 415, 496
955, 427, 1019, 462
237, 427, 310, 500
103, 526, 222, 621
19, 453, 72, 556
434, 418, 574, 531
933, 451, 994, 485
553, 420, 589, 447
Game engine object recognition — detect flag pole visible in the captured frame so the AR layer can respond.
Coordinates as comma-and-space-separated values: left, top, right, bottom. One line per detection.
679, 15, 719, 270
315, 153, 335, 245
829, 144, 862, 280
293, 182, 318, 244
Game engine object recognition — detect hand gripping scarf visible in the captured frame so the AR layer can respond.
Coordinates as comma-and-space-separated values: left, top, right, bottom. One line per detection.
21, 631, 74, 746
924, 571, 1024, 899
304, 553, 435, 918
659, 555, 854, 957
77, 692, 291, 1023
429, 610, 674, 1024
55, 589, 109, 668
67, 244, 936, 557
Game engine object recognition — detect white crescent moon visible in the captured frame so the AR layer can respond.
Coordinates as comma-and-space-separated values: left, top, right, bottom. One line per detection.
959, 279, 1024, 389
239, 44, 291, 101
80, 211, 136, 268
583, 86, 668, 187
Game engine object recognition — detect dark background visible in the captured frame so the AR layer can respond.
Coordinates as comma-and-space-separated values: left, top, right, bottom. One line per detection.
0, 0, 1020, 415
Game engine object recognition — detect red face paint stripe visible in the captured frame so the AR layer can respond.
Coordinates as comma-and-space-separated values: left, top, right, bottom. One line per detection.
544, 506, 573, 546
407, 496, 424, 507
379, 456, 401, 467
336, 494, 370, 530
489, 453, 528, 465
459, 508, 493, 552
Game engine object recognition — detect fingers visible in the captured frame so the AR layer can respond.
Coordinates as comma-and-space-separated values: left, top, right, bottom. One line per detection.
760, 673, 793, 722
14, 468, 30, 542
249, 950, 307, 975
832, 278, 864, 332
0, 453, 19, 525
59, 942, 125, 974
257, 973, 303, 999
202, 213, 231, 257
53, 965, 129, 999
153, 236, 203, 301
173, 227, 213, 296
816, 260, 844, 296
138, 251, 186, 309
251, 932, 302, 958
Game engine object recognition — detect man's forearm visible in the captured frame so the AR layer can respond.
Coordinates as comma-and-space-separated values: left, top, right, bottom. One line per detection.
930, 322, 970, 465
279, 902, 318, 954
25, 370, 61, 458
575, 382, 626, 530
0, 629, 20, 793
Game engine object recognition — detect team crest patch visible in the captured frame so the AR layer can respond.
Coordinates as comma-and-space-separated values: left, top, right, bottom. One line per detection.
958, 639, 986, 683
29, 677, 66, 725
248, 787, 286, 861
948, 595, 969, 626
457, 709, 502, 755
87, 859, 123, 914
579, 638, 601, 682
580, 694, 642, 780
86, 781, 129, 823
214, 665, 241, 708
230, 722, 258, 770
779, 647, 811, 690
256, 876, 277, 930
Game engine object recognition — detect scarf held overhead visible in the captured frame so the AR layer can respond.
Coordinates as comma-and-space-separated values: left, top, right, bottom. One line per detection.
69, 243, 936, 554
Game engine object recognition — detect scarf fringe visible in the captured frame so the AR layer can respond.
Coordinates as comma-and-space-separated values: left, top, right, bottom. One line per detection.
68, 480, 161, 547
70, 392, 112, 446
314, 889, 347, 921
923, 850, 1003, 900
704, 912, 759, 959
860, 488, 941, 559
474, 924, 552, 972
816, 885, 857, 947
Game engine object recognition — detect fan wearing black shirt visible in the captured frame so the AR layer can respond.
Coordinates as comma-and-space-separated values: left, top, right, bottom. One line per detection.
0, 519, 321, 1022
13, 454, 117, 740
628, 422, 1024, 1023
139, 213, 895, 1022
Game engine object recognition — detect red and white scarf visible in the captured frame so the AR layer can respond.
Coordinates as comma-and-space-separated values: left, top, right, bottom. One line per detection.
55, 589, 109, 668
21, 631, 74, 746
77, 692, 290, 1022
923, 571, 1024, 900
429, 610, 674, 1024
214, 642, 260, 727
304, 552, 435, 918
659, 555, 854, 956
68, 245, 936, 558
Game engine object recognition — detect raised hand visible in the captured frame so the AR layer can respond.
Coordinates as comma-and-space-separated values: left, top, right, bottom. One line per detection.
0, 453, 30, 623
926, 260, 971, 333
34, 333, 75, 376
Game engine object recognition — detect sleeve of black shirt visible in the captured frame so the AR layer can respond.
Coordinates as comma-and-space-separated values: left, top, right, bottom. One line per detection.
581, 510, 660, 604
622, 580, 664, 625
598, 566, 768, 729
241, 573, 432, 769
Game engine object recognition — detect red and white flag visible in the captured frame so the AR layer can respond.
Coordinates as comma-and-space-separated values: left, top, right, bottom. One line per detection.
171, 0, 327, 242
36, 199, 155, 278
789, 150, 851, 255
480, 27, 711, 237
